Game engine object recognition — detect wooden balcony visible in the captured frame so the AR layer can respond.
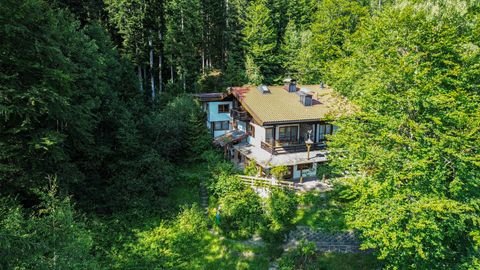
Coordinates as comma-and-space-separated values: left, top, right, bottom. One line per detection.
230, 108, 251, 121
261, 140, 326, 155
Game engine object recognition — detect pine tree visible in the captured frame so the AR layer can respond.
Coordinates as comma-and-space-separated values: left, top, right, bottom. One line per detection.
105, 0, 148, 92
242, 0, 277, 84
281, 20, 301, 78
164, 0, 203, 91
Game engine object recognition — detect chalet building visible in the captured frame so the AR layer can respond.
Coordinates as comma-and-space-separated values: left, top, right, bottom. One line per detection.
195, 80, 346, 181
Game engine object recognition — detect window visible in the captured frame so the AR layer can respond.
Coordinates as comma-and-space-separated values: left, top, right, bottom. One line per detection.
318, 124, 333, 141
218, 104, 230, 113
265, 128, 273, 144
299, 124, 313, 142
213, 121, 229, 130
248, 123, 255, 138
279, 126, 298, 143
297, 163, 313, 170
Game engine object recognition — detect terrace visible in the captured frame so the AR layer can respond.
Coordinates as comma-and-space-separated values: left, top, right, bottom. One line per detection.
260, 140, 326, 155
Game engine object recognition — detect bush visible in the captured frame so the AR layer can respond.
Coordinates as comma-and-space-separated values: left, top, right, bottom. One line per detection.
209, 173, 245, 198
127, 205, 208, 269
266, 189, 298, 231
271, 166, 289, 180
244, 160, 259, 176
278, 240, 317, 270
217, 189, 264, 239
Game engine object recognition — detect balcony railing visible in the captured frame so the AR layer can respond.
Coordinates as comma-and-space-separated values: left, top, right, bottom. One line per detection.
261, 140, 326, 155
230, 108, 251, 121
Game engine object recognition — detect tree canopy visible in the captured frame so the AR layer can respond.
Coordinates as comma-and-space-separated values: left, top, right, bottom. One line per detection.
1, 0, 479, 269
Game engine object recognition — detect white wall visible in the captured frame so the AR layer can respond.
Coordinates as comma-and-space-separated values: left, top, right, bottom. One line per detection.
293, 163, 317, 179
247, 122, 265, 148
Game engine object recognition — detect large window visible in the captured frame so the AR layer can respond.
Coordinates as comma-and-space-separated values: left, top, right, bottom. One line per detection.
213, 121, 229, 130
299, 123, 314, 142
279, 126, 298, 143
218, 104, 230, 113
318, 124, 334, 141
265, 127, 274, 144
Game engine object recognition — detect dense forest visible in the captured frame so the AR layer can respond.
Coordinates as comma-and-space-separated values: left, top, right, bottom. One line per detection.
1, 0, 479, 269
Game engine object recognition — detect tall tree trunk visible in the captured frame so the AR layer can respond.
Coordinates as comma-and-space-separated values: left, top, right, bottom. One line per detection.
158, 30, 163, 94
149, 36, 155, 100
137, 65, 143, 92
170, 65, 174, 83
157, 0, 165, 94
183, 72, 186, 92
202, 50, 205, 74
143, 65, 147, 89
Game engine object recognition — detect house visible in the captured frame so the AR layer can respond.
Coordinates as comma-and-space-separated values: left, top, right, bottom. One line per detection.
195, 80, 349, 180
194, 92, 233, 138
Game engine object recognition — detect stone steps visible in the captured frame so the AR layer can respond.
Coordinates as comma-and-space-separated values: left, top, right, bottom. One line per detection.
284, 226, 361, 254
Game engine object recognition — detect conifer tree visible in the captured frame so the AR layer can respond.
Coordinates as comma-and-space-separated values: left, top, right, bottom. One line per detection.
242, 0, 277, 84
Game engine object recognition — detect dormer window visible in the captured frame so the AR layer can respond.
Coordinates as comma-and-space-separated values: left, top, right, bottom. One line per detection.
300, 94, 313, 106
297, 88, 313, 106
257, 85, 271, 94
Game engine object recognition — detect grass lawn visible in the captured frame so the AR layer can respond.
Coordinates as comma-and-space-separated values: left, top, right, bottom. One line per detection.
294, 191, 349, 232
196, 234, 270, 270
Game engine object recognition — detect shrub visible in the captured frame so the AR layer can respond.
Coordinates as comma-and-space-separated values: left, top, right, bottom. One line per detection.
217, 189, 264, 239
244, 160, 259, 176
278, 240, 317, 270
265, 189, 298, 231
271, 166, 289, 180
209, 173, 245, 198
127, 205, 208, 269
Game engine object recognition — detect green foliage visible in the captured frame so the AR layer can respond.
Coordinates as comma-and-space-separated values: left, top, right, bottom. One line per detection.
271, 165, 289, 180
294, 191, 349, 233
164, 0, 203, 88
325, 1, 480, 268
296, 0, 368, 83
242, 0, 278, 84
278, 240, 316, 269
5, 1, 480, 269
218, 189, 265, 239
209, 173, 245, 198
124, 205, 208, 269
260, 189, 298, 257
244, 160, 259, 176
265, 189, 297, 231
0, 179, 98, 269
279, 248, 379, 270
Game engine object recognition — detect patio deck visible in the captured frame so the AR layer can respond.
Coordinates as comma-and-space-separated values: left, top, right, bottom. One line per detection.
233, 142, 328, 168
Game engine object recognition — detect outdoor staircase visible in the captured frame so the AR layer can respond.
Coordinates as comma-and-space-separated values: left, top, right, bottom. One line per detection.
285, 226, 361, 253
